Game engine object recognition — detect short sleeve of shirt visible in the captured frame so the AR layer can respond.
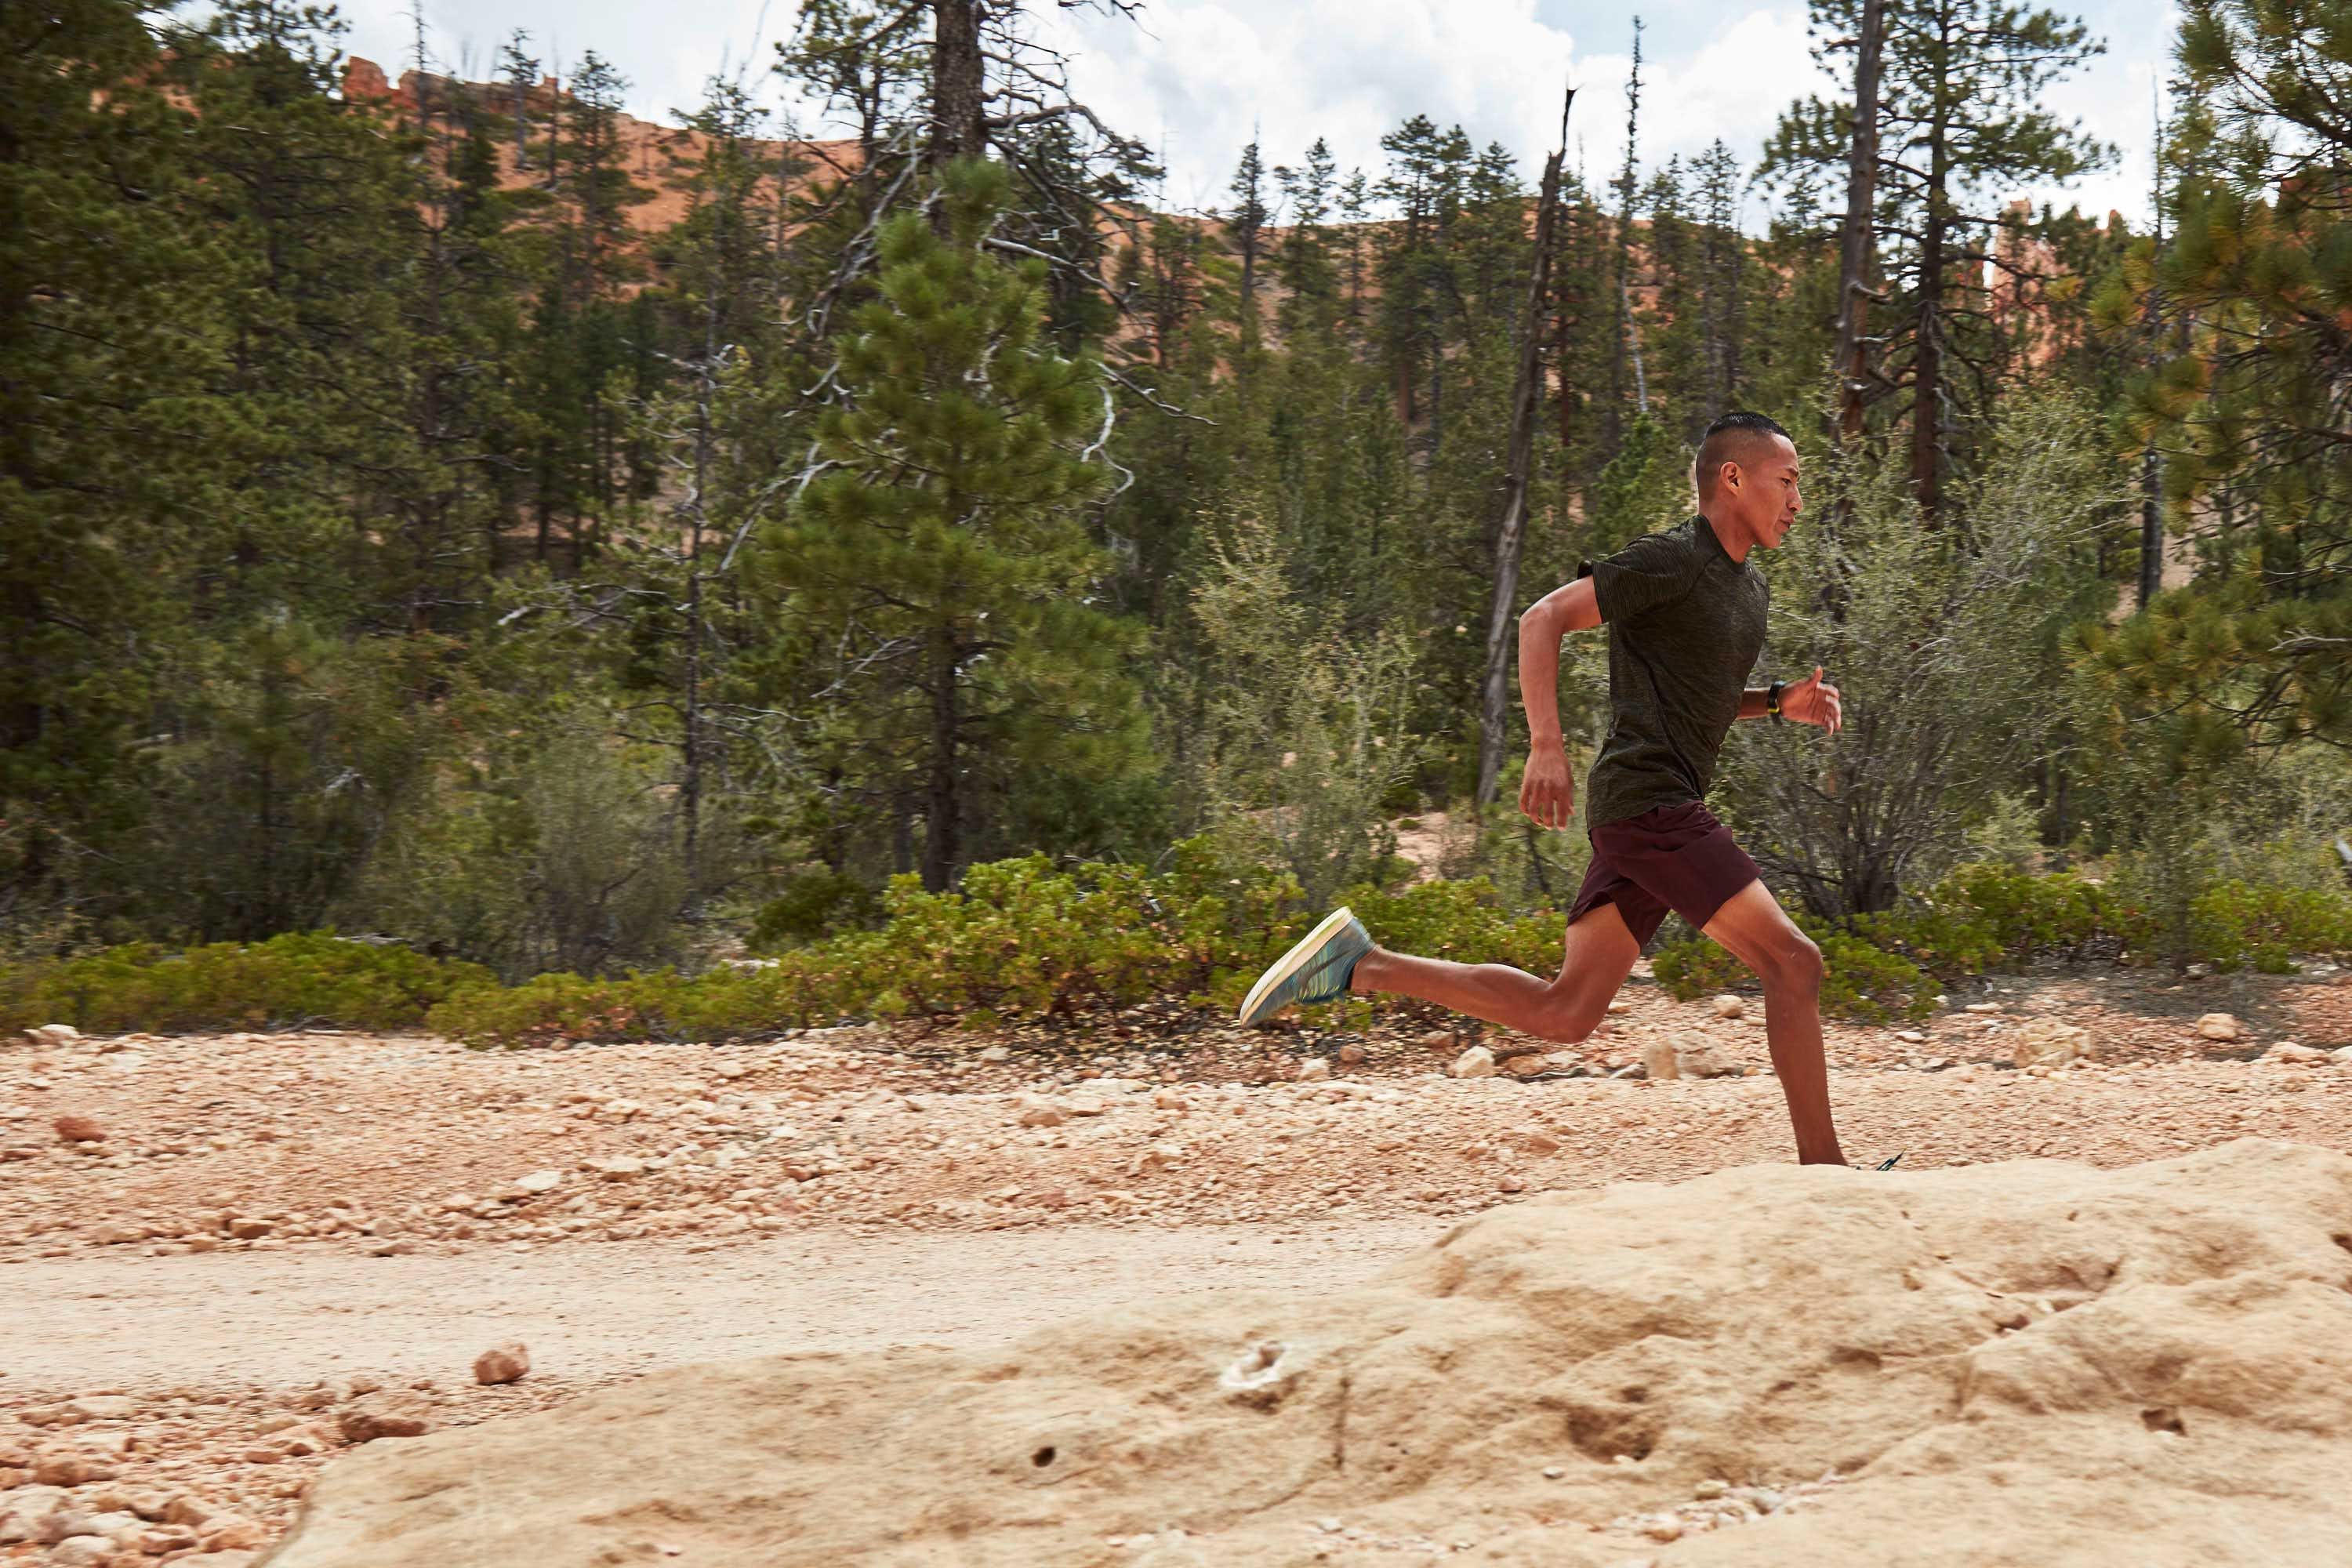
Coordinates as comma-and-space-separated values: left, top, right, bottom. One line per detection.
1580, 532, 1693, 625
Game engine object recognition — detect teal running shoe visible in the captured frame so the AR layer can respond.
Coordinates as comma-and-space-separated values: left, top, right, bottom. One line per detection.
1237, 907, 1374, 1026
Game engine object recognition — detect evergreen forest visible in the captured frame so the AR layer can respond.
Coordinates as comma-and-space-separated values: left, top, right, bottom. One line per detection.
5, 0, 2351, 1035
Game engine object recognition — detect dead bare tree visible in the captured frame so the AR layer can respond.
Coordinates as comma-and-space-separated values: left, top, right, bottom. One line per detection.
1832, 0, 1885, 442
1476, 85, 1575, 815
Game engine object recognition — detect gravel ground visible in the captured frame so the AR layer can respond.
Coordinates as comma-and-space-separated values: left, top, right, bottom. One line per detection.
4, 956, 2350, 1564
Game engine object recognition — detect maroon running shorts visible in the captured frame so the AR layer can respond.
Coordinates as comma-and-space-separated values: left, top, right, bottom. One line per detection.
1566, 800, 1762, 947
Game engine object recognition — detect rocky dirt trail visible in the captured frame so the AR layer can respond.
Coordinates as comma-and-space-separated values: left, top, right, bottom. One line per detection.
9, 1220, 1444, 1390
4, 956, 2350, 1565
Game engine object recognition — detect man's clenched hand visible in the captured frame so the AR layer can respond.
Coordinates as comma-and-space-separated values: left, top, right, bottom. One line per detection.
1519, 745, 1575, 829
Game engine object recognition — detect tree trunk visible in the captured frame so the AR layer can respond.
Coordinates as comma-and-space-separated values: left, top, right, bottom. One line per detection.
1477, 128, 1570, 812
1622, 278, 1649, 412
922, 626, 962, 891
1606, 20, 1643, 456
931, 0, 987, 160
1834, 0, 1883, 440
1910, 206, 1946, 519
681, 320, 713, 918
2136, 445, 2162, 608
1911, 54, 1952, 521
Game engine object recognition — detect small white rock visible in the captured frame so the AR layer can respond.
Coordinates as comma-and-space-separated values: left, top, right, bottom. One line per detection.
1450, 1046, 1497, 1080
2196, 1012, 2242, 1042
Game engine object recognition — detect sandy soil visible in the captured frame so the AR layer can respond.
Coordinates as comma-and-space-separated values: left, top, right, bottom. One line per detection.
3, 955, 2350, 1564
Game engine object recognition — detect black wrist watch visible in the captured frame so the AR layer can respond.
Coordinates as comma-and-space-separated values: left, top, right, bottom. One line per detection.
1767, 680, 1785, 722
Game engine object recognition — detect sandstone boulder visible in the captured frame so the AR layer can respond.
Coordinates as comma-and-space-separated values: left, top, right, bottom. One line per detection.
1449, 1045, 1496, 1079
473, 1343, 530, 1386
1642, 1031, 1739, 1080
51, 1115, 103, 1144
2011, 1017, 2095, 1069
2196, 1012, 2243, 1041
264, 1139, 2352, 1568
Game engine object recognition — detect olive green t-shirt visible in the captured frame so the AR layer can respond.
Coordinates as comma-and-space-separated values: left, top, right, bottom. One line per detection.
1577, 514, 1769, 828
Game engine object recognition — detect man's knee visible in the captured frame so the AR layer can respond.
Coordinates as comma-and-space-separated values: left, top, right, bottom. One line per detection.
1759, 931, 1824, 993
1530, 988, 1610, 1044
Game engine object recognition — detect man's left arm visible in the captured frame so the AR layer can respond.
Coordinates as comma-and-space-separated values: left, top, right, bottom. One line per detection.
1738, 665, 1842, 735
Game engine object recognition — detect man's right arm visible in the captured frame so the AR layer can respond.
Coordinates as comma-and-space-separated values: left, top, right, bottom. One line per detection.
1515, 578, 1600, 829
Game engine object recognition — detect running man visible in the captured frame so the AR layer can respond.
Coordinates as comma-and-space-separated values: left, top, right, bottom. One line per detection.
1237, 412, 1849, 1166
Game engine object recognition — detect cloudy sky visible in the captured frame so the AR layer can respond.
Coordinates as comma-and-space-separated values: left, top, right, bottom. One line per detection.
324, 0, 2175, 229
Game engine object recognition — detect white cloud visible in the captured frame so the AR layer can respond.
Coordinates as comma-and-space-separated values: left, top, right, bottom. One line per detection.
1034, 0, 1581, 211
2020, 5, 2177, 228
312, 0, 2158, 229
1563, 9, 1831, 212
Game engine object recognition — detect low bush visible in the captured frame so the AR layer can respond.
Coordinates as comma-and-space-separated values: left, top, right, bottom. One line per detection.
1651, 910, 1936, 1023
1650, 858, 2352, 1018
0, 932, 495, 1035
426, 846, 1573, 1047
2182, 880, 2352, 975
24, 854, 2348, 1047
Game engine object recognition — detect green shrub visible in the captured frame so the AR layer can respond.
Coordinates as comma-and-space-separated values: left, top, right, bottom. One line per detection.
2183, 880, 2352, 974
750, 869, 880, 949
426, 844, 1581, 1047
1923, 863, 2109, 964
38, 855, 2346, 1048
1814, 931, 1935, 1024
1651, 907, 1933, 1023
1651, 858, 2352, 1016
0, 933, 494, 1035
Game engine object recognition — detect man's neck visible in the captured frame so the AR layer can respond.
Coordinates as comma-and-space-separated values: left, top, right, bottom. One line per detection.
1700, 510, 1751, 564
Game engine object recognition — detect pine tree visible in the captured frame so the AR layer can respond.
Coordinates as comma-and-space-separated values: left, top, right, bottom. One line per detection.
2077, 0, 2352, 755
1227, 135, 1272, 358
499, 31, 539, 172
1691, 140, 1746, 420
1762, 0, 2110, 514
1273, 137, 1339, 333
1, 0, 225, 922
757, 161, 1151, 889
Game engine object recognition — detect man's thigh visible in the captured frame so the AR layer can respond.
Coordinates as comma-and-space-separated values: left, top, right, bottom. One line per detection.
1698, 877, 1813, 978
1553, 898, 1643, 1000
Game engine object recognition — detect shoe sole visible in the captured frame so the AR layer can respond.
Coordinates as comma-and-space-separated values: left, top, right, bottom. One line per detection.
1238, 906, 1357, 1026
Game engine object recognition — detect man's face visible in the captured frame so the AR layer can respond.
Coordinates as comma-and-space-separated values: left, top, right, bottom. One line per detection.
1739, 435, 1802, 548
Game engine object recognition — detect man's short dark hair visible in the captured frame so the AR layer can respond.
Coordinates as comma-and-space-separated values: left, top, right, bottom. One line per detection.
1695, 412, 1794, 502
